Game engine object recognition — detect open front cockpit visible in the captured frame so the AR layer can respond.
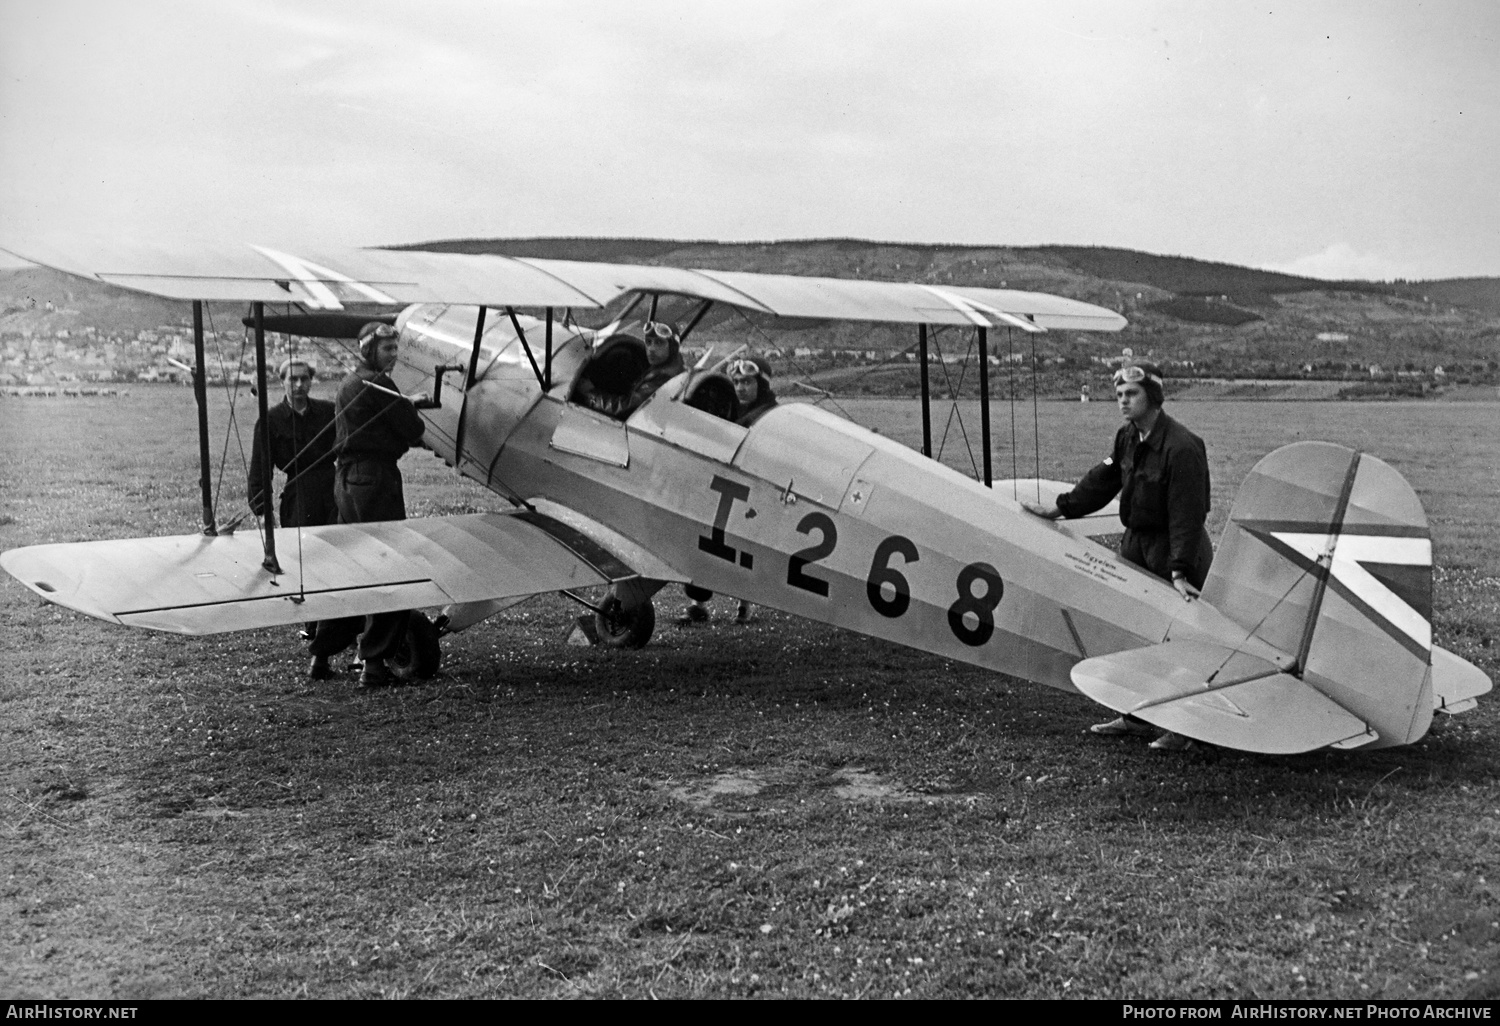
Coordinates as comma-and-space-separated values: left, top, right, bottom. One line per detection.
396, 302, 751, 477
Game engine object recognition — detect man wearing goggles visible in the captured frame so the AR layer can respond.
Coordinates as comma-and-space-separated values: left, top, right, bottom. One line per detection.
1021, 360, 1213, 751
580, 322, 685, 419
311, 321, 428, 688
1111, 364, 1158, 387
681, 356, 778, 625
727, 355, 777, 427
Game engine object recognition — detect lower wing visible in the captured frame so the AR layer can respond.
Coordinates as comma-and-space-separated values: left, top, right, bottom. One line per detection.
1, 510, 673, 635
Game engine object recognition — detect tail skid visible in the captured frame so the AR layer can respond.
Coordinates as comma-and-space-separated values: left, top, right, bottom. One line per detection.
1073, 442, 1490, 754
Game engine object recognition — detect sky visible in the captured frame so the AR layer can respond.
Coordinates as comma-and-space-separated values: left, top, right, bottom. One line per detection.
1, 0, 1496, 281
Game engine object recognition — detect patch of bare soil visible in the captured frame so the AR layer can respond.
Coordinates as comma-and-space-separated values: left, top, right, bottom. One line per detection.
663, 763, 927, 809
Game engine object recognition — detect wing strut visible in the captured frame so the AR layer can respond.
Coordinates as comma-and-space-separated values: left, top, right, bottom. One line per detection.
978, 325, 992, 487
452, 305, 488, 471
190, 301, 216, 536
918, 324, 932, 457
544, 307, 553, 390
251, 301, 282, 574
504, 306, 547, 391
678, 299, 715, 344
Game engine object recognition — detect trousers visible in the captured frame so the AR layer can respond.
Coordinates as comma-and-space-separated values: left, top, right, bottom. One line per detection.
308, 459, 410, 661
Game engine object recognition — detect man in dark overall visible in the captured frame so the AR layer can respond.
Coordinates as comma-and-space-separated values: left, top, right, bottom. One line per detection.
308, 322, 426, 688
1022, 361, 1213, 751
248, 357, 340, 678
248, 357, 339, 528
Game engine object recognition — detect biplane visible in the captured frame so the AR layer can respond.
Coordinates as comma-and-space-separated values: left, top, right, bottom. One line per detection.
1, 238, 1489, 754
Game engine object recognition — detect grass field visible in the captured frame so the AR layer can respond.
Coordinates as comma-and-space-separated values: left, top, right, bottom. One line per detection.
2, 388, 1498, 999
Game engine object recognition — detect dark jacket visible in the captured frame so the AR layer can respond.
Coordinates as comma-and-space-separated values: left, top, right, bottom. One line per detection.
333, 365, 425, 463
737, 383, 778, 427
247, 397, 338, 527
587, 352, 686, 419
1055, 411, 1211, 580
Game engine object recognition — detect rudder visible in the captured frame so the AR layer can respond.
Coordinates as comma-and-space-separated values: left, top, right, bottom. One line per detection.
1201, 441, 1443, 748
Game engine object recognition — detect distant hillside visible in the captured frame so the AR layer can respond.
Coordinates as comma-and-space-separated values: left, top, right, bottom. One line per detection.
1393, 278, 1500, 316
1033, 245, 1395, 307
400, 237, 1414, 308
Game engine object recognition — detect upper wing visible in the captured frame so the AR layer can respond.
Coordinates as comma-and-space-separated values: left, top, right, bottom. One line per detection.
519, 259, 1128, 332
0, 511, 670, 635
4, 236, 1126, 332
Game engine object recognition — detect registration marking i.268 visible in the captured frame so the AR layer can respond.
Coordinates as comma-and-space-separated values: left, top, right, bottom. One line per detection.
696, 475, 1004, 647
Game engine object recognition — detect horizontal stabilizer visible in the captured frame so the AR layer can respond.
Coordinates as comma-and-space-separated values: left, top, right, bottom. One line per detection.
1, 512, 627, 635
1431, 645, 1492, 714
1072, 640, 1376, 754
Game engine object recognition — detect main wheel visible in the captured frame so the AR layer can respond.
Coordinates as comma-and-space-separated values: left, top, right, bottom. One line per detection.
593, 596, 656, 649
390, 610, 441, 680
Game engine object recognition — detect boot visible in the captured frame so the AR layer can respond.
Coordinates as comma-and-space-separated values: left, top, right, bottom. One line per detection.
359, 658, 393, 689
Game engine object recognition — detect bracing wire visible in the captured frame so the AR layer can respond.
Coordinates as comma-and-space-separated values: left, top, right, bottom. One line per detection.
1211, 561, 1322, 684
205, 305, 252, 521
931, 328, 980, 479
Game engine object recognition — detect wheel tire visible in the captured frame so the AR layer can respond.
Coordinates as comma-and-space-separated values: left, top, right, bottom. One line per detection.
594, 597, 656, 649
390, 610, 441, 681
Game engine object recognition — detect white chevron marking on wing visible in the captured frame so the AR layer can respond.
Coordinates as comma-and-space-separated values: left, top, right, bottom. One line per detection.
251, 246, 400, 309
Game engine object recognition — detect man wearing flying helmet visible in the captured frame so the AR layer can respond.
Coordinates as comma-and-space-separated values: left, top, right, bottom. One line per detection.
308, 321, 427, 687
1022, 361, 1213, 750
580, 321, 686, 419
727, 355, 778, 427
681, 355, 780, 625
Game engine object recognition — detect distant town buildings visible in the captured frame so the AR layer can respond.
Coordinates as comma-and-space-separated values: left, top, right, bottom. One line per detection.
0, 323, 356, 387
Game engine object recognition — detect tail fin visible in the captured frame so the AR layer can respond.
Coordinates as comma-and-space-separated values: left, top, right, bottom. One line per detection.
1075, 442, 1489, 753
1199, 441, 1484, 748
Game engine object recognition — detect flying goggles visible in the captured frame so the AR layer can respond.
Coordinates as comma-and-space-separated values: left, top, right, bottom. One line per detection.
1112, 365, 1161, 387
358, 322, 399, 342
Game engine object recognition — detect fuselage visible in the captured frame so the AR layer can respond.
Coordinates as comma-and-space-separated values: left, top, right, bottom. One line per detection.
392, 303, 1285, 692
